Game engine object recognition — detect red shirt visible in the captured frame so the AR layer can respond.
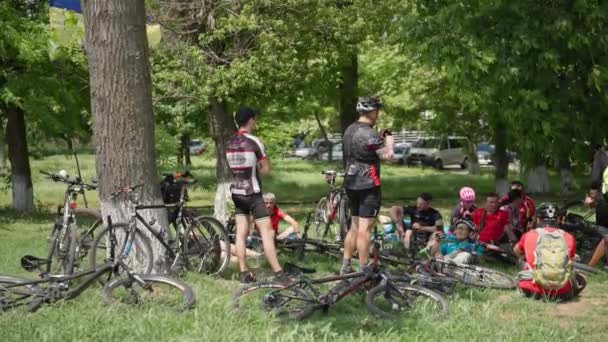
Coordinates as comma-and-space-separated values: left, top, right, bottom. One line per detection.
516, 227, 575, 295
270, 206, 286, 233
472, 208, 510, 243
500, 195, 536, 231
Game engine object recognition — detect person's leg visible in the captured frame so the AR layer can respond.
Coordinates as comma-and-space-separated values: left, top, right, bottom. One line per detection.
342, 216, 359, 274
390, 206, 404, 233
255, 218, 282, 272
356, 217, 376, 269
235, 215, 251, 272
588, 238, 607, 267
404, 230, 413, 249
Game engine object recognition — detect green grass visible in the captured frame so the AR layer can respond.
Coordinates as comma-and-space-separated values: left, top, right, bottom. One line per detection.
0, 154, 606, 341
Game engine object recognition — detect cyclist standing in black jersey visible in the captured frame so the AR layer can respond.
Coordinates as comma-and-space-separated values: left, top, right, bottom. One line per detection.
341, 97, 394, 274
226, 107, 286, 284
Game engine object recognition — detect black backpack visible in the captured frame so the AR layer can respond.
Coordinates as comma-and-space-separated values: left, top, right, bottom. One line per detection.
160, 174, 188, 204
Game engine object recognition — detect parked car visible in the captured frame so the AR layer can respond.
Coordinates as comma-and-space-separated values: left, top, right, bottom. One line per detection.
319, 142, 343, 161
292, 138, 341, 160
477, 143, 495, 165
406, 137, 468, 169
393, 143, 411, 164
188, 139, 206, 155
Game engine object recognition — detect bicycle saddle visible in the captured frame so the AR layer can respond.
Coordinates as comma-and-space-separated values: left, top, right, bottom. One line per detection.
283, 262, 316, 275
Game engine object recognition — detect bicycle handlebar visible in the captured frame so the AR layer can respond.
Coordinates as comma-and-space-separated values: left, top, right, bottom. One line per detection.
111, 184, 144, 198
40, 170, 97, 190
321, 170, 345, 177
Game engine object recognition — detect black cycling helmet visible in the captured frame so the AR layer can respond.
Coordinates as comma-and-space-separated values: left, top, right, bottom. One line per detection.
356, 96, 383, 114
454, 218, 477, 232
537, 202, 559, 222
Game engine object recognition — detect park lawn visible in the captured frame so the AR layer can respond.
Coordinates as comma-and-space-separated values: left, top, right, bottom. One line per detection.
0, 154, 606, 341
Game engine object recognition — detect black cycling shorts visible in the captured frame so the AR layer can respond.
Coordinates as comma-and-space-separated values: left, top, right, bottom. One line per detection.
346, 187, 381, 218
232, 194, 270, 220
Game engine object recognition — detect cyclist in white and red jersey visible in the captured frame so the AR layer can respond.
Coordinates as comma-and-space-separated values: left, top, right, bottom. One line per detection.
341, 96, 394, 274
226, 107, 286, 284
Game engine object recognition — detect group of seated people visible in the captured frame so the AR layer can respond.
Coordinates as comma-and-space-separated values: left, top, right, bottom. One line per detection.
238, 180, 605, 301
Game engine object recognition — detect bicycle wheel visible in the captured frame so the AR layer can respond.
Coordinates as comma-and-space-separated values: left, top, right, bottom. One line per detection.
102, 274, 195, 312
338, 195, 351, 241
0, 275, 44, 313
233, 282, 316, 321
314, 197, 329, 238
366, 282, 448, 319
184, 216, 230, 276
438, 262, 516, 289
89, 223, 153, 276
48, 222, 77, 275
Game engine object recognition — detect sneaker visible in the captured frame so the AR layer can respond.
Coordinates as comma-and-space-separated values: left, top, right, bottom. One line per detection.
340, 265, 354, 275
274, 270, 298, 285
240, 271, 257, 285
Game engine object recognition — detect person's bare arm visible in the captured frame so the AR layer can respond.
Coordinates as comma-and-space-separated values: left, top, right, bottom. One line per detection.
377, 135, 395, 161
513, 243, 524, 259
413, 220, 443, 234
282, 214, 300, 233
258, 158, 271, 175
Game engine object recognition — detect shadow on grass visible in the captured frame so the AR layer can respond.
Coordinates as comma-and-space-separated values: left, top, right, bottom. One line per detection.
0, 207, 56, 226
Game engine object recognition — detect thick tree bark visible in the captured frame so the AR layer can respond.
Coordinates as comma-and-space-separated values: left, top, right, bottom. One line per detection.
492, 116, 509, 195
526, 165, 551, 194
176, 135, 185, 168
0, 119, 6, 169
183, 134, 192, 167
210, 98, 234, 224
4, 104, 35, 212
82, 0, 169, 273
338, 53, 358, 136
314, 111, 333, 161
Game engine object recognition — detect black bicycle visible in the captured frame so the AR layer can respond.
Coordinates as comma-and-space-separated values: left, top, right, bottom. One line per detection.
233, 227, 448, 320
559, 200, 608, 263
37, 171, 101, 276
1, 218, 195, 313
89, 181, 230, 277
314, 170, 350, 241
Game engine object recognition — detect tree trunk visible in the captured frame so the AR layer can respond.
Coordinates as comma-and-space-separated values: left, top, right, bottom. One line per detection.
209, 98, 234, 224
176, 135, 185, 168
0, 119, 6, 169
466, 139, 480, 175
526, 165, 551, 194
314, 111, 333, 161
558, 156, 575, 195
4, 104, 35, 212
338, 53, 358, 136
183, 134, 192, 167
492, 116, 509, 195
82, 0, 169, 273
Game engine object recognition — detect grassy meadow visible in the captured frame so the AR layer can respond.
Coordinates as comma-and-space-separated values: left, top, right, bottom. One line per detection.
0, 154, 606, 341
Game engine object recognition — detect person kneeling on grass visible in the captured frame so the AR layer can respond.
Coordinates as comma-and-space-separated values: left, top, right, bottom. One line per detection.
263, 192, 301, 241
429, 219, 483, 265
514, 203, 586, 301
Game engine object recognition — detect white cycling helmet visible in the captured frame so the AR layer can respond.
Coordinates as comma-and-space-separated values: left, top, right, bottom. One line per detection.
356, 96, 383, 114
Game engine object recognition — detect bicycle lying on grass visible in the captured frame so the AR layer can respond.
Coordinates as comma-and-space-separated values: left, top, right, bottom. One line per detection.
1, 217, 195, 313
233, 226, 448, 320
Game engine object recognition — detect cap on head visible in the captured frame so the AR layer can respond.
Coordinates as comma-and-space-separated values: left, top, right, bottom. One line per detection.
454, 218, 477, 232
235, 107, 261, 127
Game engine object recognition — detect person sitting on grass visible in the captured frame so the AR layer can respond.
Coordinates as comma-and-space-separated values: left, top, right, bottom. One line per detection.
585, 182, 608, 269
390, 192, 444, 251
450, 187, 477, 232
263, 192, 301, 241
514, 203, 586, 301
430, 219, 483, 265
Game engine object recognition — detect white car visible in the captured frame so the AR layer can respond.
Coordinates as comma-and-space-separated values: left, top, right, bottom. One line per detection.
319, 142, 343, 161
188, 139, 206, 155
406, 137, 468, 169
393, 143, 411, 164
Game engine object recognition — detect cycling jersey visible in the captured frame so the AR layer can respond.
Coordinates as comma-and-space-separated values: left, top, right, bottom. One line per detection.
343, 122, 385, 190
226, 129, 268, 196
403, 206, 443, 242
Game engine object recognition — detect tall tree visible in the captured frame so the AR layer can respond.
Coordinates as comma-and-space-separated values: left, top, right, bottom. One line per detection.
82, 0, 169, 272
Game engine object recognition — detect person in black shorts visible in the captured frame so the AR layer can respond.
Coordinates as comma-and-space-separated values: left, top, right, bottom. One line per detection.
389, 192, 444, 250
226, 107, 285, 284
341, 96, 394, 274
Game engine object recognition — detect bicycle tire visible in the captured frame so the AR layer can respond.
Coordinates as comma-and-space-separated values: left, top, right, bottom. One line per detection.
365, 282, 448, 319
48, 223, 76, 275
184, 216, 230, 276
314, 197, 330, 239
438, 262, 516, 289
233, 282, 316, 321
64, 223, 78, 275
573, 262, 598, 274
102, 274, 195, 312
0, 275, 44, 313
89, 223, 153, 278
338, 195, 350, 241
